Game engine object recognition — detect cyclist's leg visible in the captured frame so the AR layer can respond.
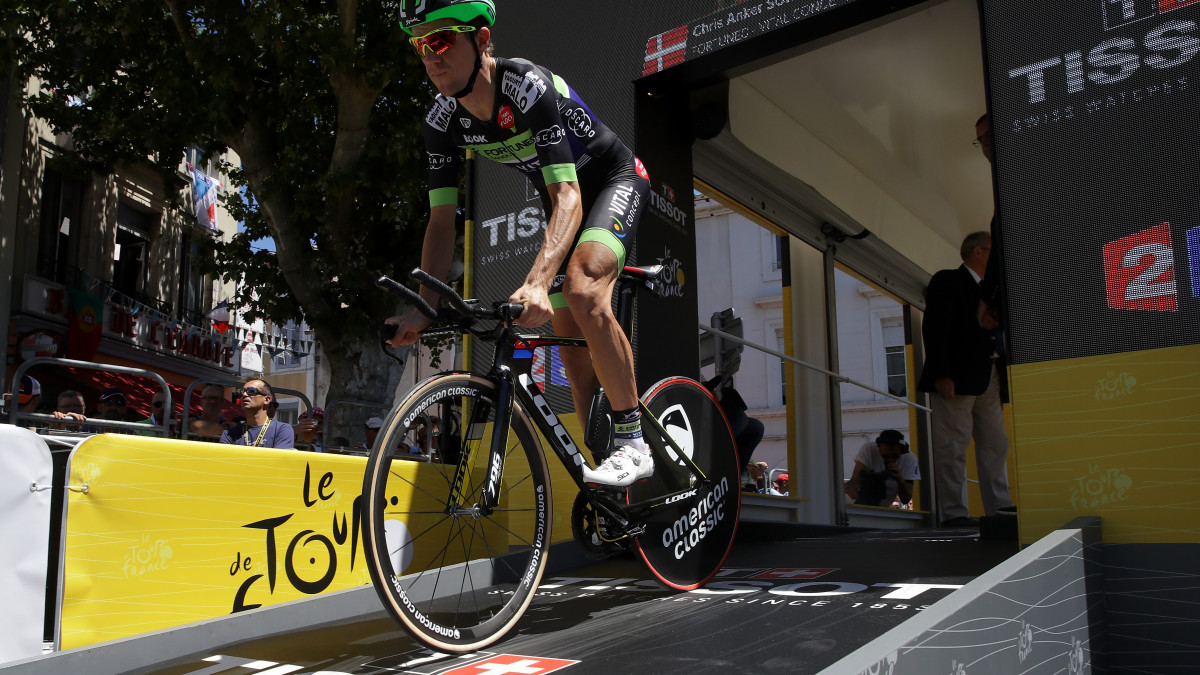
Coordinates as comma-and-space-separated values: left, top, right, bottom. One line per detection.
550, 307, 599, 425
560, 243, 636, 411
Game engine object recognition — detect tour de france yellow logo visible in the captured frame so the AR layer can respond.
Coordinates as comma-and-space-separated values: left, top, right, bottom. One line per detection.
1093, 370, 1136, 401
1069, 464, 1132, 511
123, 533, 173, 579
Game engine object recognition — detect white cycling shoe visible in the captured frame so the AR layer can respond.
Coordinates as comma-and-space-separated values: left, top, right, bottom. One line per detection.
582, 444, 655, 488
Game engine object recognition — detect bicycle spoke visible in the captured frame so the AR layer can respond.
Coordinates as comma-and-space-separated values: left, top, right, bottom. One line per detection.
364, 375, 550, 651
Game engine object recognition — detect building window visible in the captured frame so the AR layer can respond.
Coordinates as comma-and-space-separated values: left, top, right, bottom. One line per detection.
178, 233, 208, 325
37, 166, 83, 284
113, 202, 151, 298
881, 317, 907, 397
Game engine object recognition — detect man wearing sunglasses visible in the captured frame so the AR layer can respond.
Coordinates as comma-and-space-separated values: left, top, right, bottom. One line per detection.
386, 0, 655, 488
219, 379, 294, 449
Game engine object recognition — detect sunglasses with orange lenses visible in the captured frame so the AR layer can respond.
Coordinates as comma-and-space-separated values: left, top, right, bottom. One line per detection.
409, 25, 477, 57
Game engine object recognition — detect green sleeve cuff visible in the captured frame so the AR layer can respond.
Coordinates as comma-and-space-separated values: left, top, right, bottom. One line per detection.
541, 163, 577, 185
429, 187, 458, 208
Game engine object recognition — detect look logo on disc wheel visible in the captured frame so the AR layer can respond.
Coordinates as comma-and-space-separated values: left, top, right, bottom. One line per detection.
629, 377, 741, 589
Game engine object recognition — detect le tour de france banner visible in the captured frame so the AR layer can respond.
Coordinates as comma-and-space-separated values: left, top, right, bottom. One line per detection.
57, 434, 575, 649
981, 0, 1200, 544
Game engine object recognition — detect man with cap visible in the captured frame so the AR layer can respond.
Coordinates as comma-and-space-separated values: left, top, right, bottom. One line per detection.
96, 386, 139, 432
17, 374, 42, 412
770, 473, 790, 497
356, 416, 384, 450
845, 430, 920, 508
9, 374, 43, 427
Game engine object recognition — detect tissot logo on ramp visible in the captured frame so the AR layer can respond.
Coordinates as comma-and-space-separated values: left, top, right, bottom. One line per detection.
442, 653, 578, 675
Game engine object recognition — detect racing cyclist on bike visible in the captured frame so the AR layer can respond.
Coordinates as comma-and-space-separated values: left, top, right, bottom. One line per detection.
385, 0, 654, 488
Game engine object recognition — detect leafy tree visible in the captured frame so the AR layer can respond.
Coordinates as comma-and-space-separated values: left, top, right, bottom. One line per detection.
4, 1, 444, 424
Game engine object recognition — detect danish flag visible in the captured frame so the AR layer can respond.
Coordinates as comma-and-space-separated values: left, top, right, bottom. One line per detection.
644, 26, 689, 76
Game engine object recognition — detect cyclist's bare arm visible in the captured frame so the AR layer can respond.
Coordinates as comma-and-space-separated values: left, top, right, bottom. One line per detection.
510, 180, 582, 327
386, 204, 457, 346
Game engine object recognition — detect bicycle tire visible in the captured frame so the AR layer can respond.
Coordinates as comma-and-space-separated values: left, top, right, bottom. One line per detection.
362, 373, 552, 652
630, 376, 741, 589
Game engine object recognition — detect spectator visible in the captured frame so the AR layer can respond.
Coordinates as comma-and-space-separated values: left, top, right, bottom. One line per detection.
136, 390, 173, 436
357, 416, 384, 450
219, 379, 294, 449
17, 375, 42, 414
190, 384, 231, 440
918, 231, 1016, 527
845, 430, 919, 508
266, 398, 280, 419
51, 390, 98, 433
97, 387, 138, 432
770, 472, 789, 497
295, 407, 325, 451
744, 461, 771, 493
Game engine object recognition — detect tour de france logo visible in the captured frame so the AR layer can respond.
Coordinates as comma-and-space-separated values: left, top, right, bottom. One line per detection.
1069, 464, 1133, 511
1094, 370, 1137, 401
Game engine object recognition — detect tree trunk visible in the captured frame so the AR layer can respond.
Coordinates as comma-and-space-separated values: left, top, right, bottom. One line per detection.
319, 332, 405, 449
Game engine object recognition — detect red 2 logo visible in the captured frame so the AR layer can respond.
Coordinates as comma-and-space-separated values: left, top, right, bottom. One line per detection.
1103, 222, 1178, 312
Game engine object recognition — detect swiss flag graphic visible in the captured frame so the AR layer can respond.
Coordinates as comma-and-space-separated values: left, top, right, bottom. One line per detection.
442, 653, 578, 675
644, 26, 688, 76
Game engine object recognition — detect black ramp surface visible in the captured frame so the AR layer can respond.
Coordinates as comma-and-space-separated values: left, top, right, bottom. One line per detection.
144, 524, 1015, 675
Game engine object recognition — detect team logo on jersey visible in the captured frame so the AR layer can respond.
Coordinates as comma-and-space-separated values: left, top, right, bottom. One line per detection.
427, 152, 450, 171
426, 96, 457, 132
635, 157, 650, 180
563, 107, 596, 139
535, 125, 565, 147
497, 105, 515, 129
611, 216, 626, 237
503, 70, 548, 113
460, 118, 472, 128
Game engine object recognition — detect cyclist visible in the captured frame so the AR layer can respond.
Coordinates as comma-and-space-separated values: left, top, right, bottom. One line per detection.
385, 0, 653, 487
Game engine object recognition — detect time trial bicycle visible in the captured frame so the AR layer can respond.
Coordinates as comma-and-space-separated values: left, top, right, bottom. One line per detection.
362, 266, 741, 652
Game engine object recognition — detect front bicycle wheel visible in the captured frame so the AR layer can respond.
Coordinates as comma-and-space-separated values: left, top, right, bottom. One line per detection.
630, 376, 741, 589
362, 373, 552, 652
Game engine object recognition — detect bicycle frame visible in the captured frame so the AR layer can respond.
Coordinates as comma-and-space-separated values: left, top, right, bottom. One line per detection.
467, 327, 713, 535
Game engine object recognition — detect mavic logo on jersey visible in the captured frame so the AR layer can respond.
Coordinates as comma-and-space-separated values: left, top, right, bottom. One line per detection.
426, 96, 457, 132
428, 152, 450, 171
535, 125, 565, 147
563, 107, 596, 138
464, 134, 488, 144
503, 70, 548, 113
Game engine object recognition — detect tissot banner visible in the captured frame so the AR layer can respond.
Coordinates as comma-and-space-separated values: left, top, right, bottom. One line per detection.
980, 0, 1200, 364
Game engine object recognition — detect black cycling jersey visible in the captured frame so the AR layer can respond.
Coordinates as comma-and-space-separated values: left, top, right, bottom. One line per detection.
422, 57, 650, 306
423, 57, 629, 210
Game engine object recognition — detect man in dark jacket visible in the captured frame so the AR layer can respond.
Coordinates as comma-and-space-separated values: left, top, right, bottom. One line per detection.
918, 232, 1014, 527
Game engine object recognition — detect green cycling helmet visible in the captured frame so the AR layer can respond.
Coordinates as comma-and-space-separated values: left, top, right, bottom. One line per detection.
400, 0, 496, 35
